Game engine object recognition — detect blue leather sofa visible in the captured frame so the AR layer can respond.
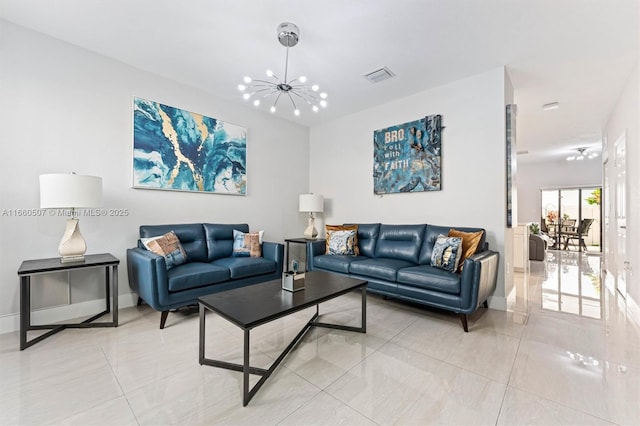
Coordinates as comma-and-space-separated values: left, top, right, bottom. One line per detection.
307, 223, 499, 331
127, 223, 284, 328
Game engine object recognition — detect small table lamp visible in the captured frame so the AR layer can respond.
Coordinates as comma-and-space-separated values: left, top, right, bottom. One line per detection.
299, 193, 324, 239
39, 173, 103, 263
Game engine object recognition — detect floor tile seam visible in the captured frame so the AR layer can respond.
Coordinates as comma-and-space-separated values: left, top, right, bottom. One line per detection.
370, 313, 419, 346
314, 340, 383, 393
504, 320, 525, 388
503, 384, 621, 425
493, 382, 510, 426
56, 395, 138, 426
271, 365, 326, 425
102, 344, 196, 395
99, 343, 142, 426
389, 336, 514, 386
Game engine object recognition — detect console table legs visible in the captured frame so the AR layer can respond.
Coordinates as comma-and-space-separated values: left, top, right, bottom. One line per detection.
19, 263, 119, 350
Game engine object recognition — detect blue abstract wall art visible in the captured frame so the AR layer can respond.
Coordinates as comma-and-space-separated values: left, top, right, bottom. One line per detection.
133, 97, 247, 195
373, 114, 442, 195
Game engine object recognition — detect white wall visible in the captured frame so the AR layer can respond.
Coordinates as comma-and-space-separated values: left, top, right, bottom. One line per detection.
0, 21, 310, 332
603, 61, 640, 319
517, 160, 602, 224
308, 67, 509, 308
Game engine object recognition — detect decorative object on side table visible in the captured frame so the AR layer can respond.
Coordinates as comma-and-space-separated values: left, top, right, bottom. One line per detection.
39, 173, 103, 263
282, 257, 305, 292
282, 271, 305, 292
299, 193, 324, 239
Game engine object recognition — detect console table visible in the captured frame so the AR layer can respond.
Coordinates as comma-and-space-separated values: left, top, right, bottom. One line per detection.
18, 253, 119, 350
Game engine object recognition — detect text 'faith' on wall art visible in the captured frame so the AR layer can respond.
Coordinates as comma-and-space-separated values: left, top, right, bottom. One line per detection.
373, 114, 442, 195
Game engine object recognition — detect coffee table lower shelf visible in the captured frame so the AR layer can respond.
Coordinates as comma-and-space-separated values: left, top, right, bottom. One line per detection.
198, 278, 366, 406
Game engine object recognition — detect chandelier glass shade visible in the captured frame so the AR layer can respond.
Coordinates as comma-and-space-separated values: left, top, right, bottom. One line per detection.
566, 147, 598, 161
238, 22, 327, 116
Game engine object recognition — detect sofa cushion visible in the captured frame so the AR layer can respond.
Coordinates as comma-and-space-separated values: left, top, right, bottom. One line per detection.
347, 223, 380, 258
167, 262, 230, 292
431, 235, 463, 272
141, 231, 188, 270
204, 223, 249, 261
374, 224, 426, 264
232, 229, 263, 257
312, 255, 368, 274
350, 257, 415, 282
420, 225, 486, 264
397, 265, 461, 294
325, 224, 359, 255
140, 224, 207, 262
211, 257, 277, 279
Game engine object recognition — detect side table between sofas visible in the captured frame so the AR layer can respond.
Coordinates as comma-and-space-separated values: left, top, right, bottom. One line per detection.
18, 253, 119, 350
285, 238, 325, 271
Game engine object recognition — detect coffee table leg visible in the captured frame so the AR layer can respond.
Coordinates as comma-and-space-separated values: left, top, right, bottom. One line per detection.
199, 303, 205, 364
243, 329, 250, 406
361, 286, 367, 333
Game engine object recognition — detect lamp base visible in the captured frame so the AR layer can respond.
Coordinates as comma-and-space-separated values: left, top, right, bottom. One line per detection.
303, 215, 318, 240
60, 255, 86, 263
58, 218, 87, 261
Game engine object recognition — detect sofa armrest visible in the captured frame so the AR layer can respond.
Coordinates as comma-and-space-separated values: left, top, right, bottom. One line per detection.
262, 241, 284, 274
459, 249, 499, 313
306, 240, 326, 271
126, 247, 170, 311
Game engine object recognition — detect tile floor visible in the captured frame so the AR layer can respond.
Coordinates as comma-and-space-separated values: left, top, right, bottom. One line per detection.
1, 250, 638, 425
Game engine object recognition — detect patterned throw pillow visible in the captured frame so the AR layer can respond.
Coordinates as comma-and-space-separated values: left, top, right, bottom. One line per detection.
141, 231, 188, 270
232, 229, 264, 257
430, 234, 463, 273
325, 224, 359, 255
448, 228, 484, 272
326, 230, 357, 255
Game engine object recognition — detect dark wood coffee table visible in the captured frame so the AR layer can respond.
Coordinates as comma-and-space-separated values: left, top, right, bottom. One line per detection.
198, 271, 367, 406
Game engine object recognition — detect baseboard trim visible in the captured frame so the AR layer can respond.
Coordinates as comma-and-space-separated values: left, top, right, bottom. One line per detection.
0, 293, 137, 335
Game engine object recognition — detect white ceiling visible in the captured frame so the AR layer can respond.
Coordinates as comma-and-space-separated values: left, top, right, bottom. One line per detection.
1, 0, 637, 163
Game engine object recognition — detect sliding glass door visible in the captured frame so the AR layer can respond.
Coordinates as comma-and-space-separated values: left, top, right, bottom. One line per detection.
540, 187, 602, 252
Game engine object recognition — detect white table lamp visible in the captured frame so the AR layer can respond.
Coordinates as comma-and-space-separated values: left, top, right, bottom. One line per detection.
299, 193, 324, 239
39, 173, 103, 263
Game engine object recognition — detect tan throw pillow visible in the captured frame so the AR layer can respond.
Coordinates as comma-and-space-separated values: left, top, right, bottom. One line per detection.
448, 229, 484, 272
141, 231, 188, 270
325, 224, 359, 255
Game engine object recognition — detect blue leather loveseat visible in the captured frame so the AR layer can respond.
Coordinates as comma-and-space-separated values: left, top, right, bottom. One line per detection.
307, 223, 499, 331
127, 223, 284, 328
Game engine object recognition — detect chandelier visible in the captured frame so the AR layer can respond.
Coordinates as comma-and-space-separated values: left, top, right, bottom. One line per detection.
238, 22, 327, 116
566, 147, 598, 161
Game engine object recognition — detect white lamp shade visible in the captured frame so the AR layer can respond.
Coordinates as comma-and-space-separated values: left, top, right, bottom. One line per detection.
39, 174, 103, 208
299, 194, 324, 213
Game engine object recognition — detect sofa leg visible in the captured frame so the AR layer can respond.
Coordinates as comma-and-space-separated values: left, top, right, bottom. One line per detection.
483, 300, 488, 308
459, 314, 469, 332
137, 297, 143, 306
160, 311, 169, 329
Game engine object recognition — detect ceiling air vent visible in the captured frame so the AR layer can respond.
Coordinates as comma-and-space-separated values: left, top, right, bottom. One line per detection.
364, 67, 395, 83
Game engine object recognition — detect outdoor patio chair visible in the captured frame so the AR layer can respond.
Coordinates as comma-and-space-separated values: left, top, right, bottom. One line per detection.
562, 218, 594, 251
